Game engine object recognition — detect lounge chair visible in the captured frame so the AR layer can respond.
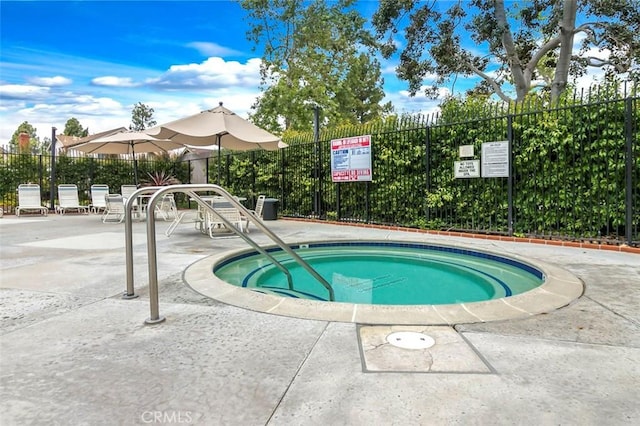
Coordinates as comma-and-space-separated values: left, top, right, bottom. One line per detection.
56, 184, 89, 214
205, 207, 245, 237
121, 185, 142, 218
16, 184, 48, 216
244, 195, 266, 233
89, 184, 109, 214
102, 194, 125, 223
154, 193, 178, 221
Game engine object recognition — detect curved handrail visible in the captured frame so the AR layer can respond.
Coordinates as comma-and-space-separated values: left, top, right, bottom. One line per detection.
183, 189, 294, 290
123, 184, 335, 324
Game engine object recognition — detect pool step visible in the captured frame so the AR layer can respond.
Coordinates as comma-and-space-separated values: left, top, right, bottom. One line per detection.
251, 287, 326, 301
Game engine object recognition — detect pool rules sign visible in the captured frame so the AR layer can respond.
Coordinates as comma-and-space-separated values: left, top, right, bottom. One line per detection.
454, 141, 510, 179
481, 141, 510, 178
331, 135, 372, 182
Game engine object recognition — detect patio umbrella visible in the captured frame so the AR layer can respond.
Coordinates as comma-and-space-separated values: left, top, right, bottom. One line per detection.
72, 130, 185, 185
146, 103, 287, 182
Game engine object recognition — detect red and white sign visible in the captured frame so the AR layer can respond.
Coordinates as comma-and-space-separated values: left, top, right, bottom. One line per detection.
330, 135, 372, 182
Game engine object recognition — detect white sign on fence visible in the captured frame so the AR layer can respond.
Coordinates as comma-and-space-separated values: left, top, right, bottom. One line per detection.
454, 160, 480, 178
331, 135, 372, 182
459, 145, 474, 158
481, 141, 510, 178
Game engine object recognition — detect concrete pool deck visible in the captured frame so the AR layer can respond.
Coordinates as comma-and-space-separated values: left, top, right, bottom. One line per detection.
1, 214, 638, 425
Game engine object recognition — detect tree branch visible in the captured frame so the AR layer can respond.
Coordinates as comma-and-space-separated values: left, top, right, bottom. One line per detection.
495, 0, 528, 99
468, 62, 512, 102
550, 0, 577, 101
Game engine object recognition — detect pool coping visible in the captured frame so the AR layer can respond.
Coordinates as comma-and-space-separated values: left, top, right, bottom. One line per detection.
183, 239, 584, 325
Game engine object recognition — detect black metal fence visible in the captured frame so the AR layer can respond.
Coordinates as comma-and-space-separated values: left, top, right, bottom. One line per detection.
211, 94, 639, 246
2, 92, 638, 246
0, 154, 189, 211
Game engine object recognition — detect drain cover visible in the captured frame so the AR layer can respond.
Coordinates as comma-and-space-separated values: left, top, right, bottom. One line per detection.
386, 331, 435, 350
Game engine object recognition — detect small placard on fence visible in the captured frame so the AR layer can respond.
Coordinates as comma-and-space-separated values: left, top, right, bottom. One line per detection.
459, 145, 474, 158
454, 160, 480, 178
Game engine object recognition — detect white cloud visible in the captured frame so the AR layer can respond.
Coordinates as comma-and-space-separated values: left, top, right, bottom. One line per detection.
0, 52, 269, 145
26, 76, 72, 87
384, 85, 450, 117
0, 94, 129, 143
92, 76, 139, 87
187, 42, 243, 57
0, 84, 51, 100
146, 57, 262, 90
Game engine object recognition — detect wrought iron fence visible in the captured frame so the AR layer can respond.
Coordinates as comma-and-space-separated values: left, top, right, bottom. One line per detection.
2, 91, 637, 246
0, 154, 189, 212
210, 93, 639, 246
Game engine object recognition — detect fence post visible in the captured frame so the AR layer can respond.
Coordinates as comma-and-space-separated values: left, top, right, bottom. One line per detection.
38, 155, 44, 199
250, 151, 256, 197
49, 127, 57, 210
313, 105, 321, 217
365, 181, 370, 223
425, 126, 431, 223
280, 148, 286, 210
507, 115, 514, 236
625, 97, 633, 245
336, 183, 341, 220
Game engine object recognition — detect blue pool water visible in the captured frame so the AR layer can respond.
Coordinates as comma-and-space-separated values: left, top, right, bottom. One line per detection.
213, 241, 545, 305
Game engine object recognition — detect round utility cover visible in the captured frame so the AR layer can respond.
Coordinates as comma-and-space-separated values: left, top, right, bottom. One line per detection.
386, 331, 435, 349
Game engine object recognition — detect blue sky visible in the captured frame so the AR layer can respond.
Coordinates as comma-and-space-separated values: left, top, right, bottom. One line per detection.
0, 1, 607, 145
1, 0, 455, 145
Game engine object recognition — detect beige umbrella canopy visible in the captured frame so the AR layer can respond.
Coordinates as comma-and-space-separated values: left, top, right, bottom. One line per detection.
146, 103, 286, 151
72, 130, 185, 185
146, 103, 286, 182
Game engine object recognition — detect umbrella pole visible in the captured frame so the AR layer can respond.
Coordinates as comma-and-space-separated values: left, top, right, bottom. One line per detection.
132, 142, 139, 186
217, 136, 221, 184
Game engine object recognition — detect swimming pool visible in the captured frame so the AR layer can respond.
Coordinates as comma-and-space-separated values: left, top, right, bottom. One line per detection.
214, 242, 545, 305
184, 240, 584, 325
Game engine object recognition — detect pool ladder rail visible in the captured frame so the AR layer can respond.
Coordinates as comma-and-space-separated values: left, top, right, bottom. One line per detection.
122, 184, 335, 324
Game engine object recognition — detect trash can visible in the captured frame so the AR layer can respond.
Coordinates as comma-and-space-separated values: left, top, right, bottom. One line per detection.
262, 198, 279, 220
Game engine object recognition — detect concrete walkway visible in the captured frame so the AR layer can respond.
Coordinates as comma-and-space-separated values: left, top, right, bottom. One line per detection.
0, 214, 638, 425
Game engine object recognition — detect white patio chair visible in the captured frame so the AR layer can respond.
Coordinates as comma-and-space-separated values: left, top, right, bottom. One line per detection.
102, 194, 125, 223
16, 184, 48, 216
244, 195, 266, 233
121, 185, 141, 218
56, 184, 89, 215
154, 193, 178, 221
89, 184, 109, 214
205, 207, 245, 237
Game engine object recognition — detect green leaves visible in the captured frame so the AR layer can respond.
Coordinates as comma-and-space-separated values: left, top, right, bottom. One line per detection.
241, 0, 389, 132
130, 102, 156, 131
371, 0, 640, 102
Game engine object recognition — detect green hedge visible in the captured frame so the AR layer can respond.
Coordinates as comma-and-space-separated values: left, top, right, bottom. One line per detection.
213, 83, 639, 243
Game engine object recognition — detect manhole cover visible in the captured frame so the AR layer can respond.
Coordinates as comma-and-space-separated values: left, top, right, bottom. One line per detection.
386, 331, 435, 350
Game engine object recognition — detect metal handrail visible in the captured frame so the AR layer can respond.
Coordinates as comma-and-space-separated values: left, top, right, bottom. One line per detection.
184, 189, 294, 291
123, 186, 162, 299
122, 184, 335, 325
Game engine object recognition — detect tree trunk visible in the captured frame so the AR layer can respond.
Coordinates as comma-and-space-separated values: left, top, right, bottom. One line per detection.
495, 0, 529, 101
551, 0, 578, 102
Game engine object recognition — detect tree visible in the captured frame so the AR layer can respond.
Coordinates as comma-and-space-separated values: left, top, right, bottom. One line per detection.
63, 117, 89, 137
372, 0, 640, 102
9, 121, 39, 153
130, 102, 156, 131
335, 53, 393, 124
241, 0, 391, 132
